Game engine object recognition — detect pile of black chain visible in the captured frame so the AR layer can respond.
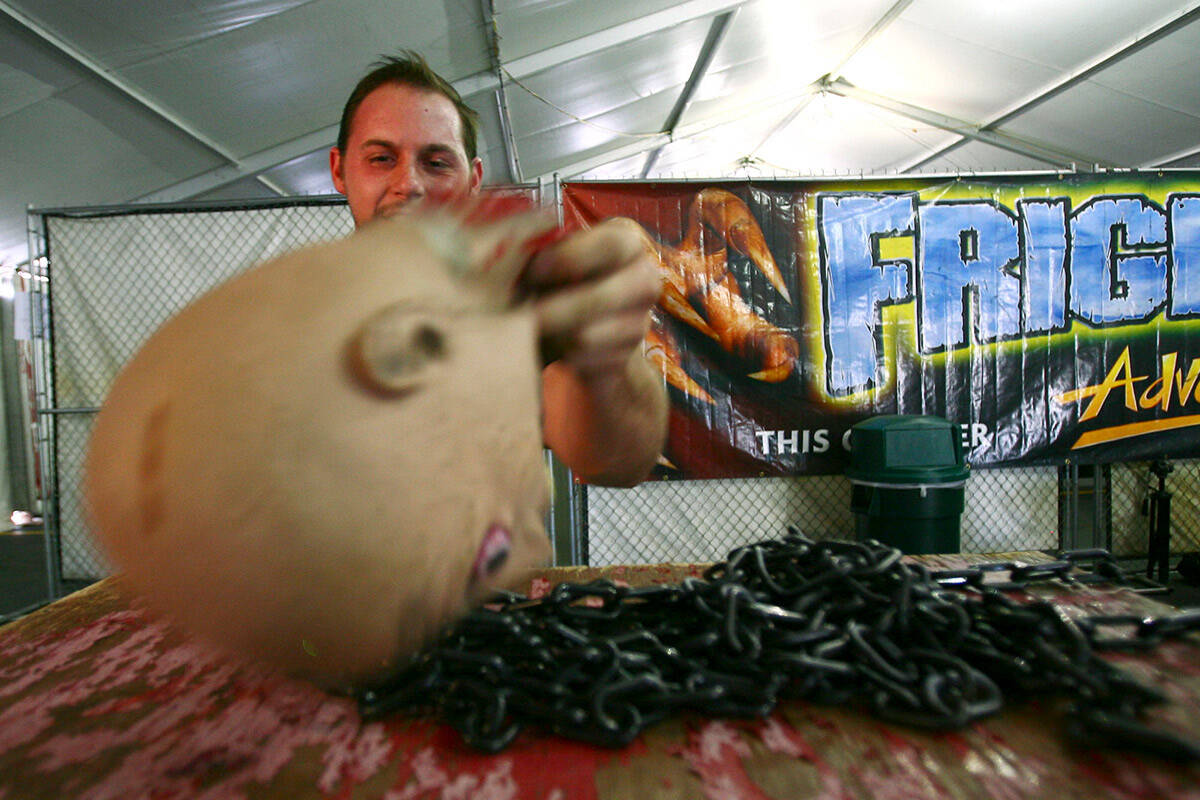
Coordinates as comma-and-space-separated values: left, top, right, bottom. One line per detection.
356, 529, 1200, 759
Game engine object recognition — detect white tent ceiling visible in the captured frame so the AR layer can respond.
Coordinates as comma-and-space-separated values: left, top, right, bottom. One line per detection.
4, 0, 1200, 267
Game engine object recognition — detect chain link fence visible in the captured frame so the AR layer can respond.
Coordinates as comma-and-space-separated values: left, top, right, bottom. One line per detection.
585, 465, 1061, 565
586, 460, 1200, 565
29, 198, 1200, 587
1112, 460, 1200, 557
34, 199, 353, 581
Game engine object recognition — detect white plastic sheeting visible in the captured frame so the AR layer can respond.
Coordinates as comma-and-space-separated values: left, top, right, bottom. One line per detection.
6, 0, 1200, 268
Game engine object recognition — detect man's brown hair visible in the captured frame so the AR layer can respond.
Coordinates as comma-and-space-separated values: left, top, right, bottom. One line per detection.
336, 50, 480, 160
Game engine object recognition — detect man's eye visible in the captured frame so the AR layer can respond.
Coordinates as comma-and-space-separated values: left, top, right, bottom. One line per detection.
369, 154, 394, 165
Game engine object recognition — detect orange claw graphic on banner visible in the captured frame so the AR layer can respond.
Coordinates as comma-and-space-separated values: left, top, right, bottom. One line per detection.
682, 188, 791, 303
644, 309, 714, 405
624, 188, 799, 401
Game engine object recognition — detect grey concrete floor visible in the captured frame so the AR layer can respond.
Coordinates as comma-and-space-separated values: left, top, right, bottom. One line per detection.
0, 530, 54, 618
1167, 574, 1200, 608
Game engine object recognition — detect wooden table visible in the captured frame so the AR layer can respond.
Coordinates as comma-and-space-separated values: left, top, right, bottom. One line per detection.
1, 555, 1198, 799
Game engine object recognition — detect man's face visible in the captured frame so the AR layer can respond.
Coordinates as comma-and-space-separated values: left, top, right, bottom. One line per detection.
331, 83, 483, 226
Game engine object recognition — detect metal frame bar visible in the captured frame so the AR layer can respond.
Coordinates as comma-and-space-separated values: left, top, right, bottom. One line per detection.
0, 1, 283, 198
827, 0, 914, 83
1148, 142, 1200, 169
26, 213, 62, 599
105, 0, 751, 204
130, 131, 341, 204
823, 77, 1094, 170
497, 0, 746, 82
747, 0, 911, 163
537, 166, 1200, 188
574, 478, 590, 566
546, 451, 582, 566
898, 2, 1200, 173
542, 175, 582, 565
0, 274, 31, 515
532, 81, 823, 181
1059, 460, 1112, 552
640, 10, 737, 178
480, 0, 522, 184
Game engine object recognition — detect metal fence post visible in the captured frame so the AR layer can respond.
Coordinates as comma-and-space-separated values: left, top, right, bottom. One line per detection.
1059, 460, 1110, 552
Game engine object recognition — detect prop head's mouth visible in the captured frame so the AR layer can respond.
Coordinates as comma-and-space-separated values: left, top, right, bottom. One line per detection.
472, 523, 512, 583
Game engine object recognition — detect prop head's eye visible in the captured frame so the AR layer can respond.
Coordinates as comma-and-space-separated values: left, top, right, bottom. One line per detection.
347, 304, 450, 396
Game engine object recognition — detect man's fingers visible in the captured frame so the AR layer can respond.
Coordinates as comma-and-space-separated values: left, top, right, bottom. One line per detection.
548, 311, 652, 374
524, 217, 655, 289
533, 263, 659, 347
523, 217, 663, 372
571, 309, 652, 354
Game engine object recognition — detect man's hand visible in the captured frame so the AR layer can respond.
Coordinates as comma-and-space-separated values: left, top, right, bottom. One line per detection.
523, 218, 669, 486
522, 217, 662, 373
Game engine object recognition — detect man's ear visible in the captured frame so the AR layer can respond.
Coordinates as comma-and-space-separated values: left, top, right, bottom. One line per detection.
330, 146, 347, 195
469, 157, 483, 194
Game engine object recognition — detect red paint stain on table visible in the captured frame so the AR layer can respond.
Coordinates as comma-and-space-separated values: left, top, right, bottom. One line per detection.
846, 727, 955, 800
1073, 750, 1200, 800
755, 715, 850, 800
381, 722, 651, 799
670, 719, 778, 800
528, 577, 552, 600
941, 728, 1049, 800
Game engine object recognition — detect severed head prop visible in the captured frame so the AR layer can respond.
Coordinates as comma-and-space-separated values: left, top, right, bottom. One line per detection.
84, 202, 558, 688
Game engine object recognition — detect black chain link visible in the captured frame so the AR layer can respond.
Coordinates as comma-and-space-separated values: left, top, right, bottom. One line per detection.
356, 529, 1200, 759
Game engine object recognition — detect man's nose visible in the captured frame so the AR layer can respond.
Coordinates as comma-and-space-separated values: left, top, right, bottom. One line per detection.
388, 156, 424, 199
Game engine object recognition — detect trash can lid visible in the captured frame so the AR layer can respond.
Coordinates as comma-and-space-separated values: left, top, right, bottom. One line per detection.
846, 415, 970, 484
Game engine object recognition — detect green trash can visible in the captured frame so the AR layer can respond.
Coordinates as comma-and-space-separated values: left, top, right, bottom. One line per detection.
847, 415, 969, 554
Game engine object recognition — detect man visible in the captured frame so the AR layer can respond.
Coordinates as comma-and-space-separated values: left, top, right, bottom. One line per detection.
330, 52, 668, 487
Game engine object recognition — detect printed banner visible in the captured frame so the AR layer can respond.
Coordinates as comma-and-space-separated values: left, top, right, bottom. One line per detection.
563, 175, 1200, 478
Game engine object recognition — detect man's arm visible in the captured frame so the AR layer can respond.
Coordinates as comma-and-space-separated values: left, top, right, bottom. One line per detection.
542, 349, 667, 487
524, 219, 669, 486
